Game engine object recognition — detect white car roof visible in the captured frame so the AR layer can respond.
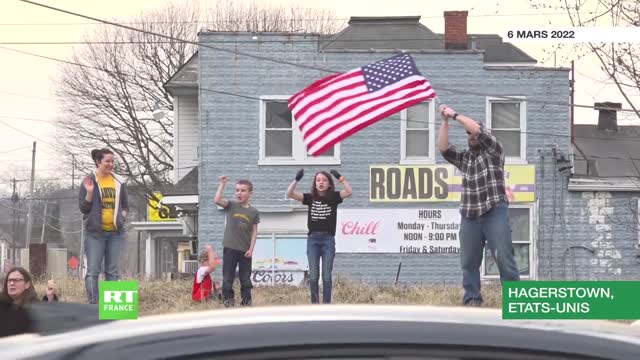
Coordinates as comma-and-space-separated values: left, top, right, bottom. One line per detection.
2, 305, 640, 359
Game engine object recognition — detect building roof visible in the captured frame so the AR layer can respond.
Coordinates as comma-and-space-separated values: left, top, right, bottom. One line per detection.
468, 34, 536, 63
167, 17, 538, 92
321, 16, 444, 51
320, 17, 536, 63
164, 53, 198, 94
165, 166, 198, 196
573, 124, 640, 178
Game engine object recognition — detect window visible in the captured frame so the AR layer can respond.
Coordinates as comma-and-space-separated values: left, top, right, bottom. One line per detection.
253, 233, 308, 287
259, 96, 340, 165
400, 101, 435, 164
482, 205, 535, 279
486, 97, 527, 163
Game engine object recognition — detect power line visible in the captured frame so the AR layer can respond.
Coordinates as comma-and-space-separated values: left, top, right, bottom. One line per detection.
0, 90, 56, 101
0, 11, 602, 26
0, 146, 31, 154
4, 178, 78, 182
0, 115, 56, 124
0, 119, 69, 153
18, 0, 337, 73
0, 196, 76, 201
2, 42, 639, 143
1, 37, 450, 45
7, 41, 636, 118
0, 45, 98, 69
0, 202, 82, 224
0, 18, 349, 26
9, 1, 640, 150
0, 45, 173, 89
16, 1, 639, 115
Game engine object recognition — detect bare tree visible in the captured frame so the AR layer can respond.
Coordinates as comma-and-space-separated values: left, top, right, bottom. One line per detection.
55, 1, 201, 199
207, 0, 344, 33
55, 0, 342, 204
541, 0, 640, 119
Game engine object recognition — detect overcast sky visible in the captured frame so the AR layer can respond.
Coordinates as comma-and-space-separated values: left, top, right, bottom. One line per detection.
0, 0, 635, 195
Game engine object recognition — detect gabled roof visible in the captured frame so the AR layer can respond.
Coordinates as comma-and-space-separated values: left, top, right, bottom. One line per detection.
572, 125, 640, 178
164, 52, 198, 95
165, 166, 198, 196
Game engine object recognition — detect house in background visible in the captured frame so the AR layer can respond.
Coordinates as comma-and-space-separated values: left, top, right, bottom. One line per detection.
566, 103, 640, 280
160, 11, 640, 284
132, 167, 199, 279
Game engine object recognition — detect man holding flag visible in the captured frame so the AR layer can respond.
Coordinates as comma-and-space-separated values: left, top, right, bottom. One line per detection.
437, 104, 520, 306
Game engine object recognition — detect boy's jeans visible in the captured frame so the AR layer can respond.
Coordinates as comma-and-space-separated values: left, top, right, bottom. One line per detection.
459, 201, 520, 305
222, 247, 253, 306
85, 231, 124, 304
307, 232, 336, 304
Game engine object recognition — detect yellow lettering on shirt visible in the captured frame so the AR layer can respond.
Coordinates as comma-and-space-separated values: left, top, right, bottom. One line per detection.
232, 213, 251, 223
96, 174, 116, 231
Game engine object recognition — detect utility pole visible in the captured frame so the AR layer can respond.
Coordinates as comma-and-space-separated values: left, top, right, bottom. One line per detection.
71, 154, 76, 190
25, 141, 36, 248
79, 216, 85, 280
11, 178, 18, 265
40, 202, 48, 243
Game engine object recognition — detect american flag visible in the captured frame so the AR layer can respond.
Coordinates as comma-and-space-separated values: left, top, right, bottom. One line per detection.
288, 54, 436, 156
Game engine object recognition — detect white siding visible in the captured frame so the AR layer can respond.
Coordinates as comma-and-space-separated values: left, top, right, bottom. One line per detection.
174, 96, 199, 183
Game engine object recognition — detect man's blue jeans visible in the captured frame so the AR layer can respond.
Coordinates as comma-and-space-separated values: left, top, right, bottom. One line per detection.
85, 231, 124, 304
460, 201, 520, 305
307, 232, 336, 304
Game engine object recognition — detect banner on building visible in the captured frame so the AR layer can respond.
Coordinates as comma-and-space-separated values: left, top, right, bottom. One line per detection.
369, 164, 535, 203
335, 208, 461, 254
147, 192, 176, 222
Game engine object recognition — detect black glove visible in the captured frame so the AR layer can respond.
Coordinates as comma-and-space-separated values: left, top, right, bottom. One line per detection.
295, 169, 304, 182
330, 169, 343, 180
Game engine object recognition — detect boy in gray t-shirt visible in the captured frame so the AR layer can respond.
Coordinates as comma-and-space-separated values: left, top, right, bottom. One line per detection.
214, 175, 260, 307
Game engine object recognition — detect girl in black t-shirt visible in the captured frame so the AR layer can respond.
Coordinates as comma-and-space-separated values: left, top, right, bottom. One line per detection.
287, 169, 352, 304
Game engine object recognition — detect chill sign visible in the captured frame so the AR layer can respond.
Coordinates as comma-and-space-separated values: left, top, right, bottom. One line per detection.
335, 208, 462, 254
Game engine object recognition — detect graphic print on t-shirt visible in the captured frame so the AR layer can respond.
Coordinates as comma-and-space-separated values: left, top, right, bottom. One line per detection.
97, 174, 116, 231
101, 187, 116, 209
303, 191, 342, 235
232, 212, 252, 231
310, 200, 333, 221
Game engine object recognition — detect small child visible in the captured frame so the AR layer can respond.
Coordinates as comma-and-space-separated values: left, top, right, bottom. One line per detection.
192, 245, 221, 302
214, 175, 260, 307
42, 279, 59, 302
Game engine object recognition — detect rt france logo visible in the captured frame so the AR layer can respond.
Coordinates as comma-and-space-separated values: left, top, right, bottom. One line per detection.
99, 280, 138, 320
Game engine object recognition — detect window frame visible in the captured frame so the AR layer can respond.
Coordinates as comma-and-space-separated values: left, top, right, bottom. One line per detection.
485, 96, 527, 164
400, 100, 436, 164
481, 203, 536, 280
258, 95, 341, 165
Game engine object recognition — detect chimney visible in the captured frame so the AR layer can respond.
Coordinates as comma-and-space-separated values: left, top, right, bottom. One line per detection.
444, 11, 468, 49
594, 102, 621, 131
